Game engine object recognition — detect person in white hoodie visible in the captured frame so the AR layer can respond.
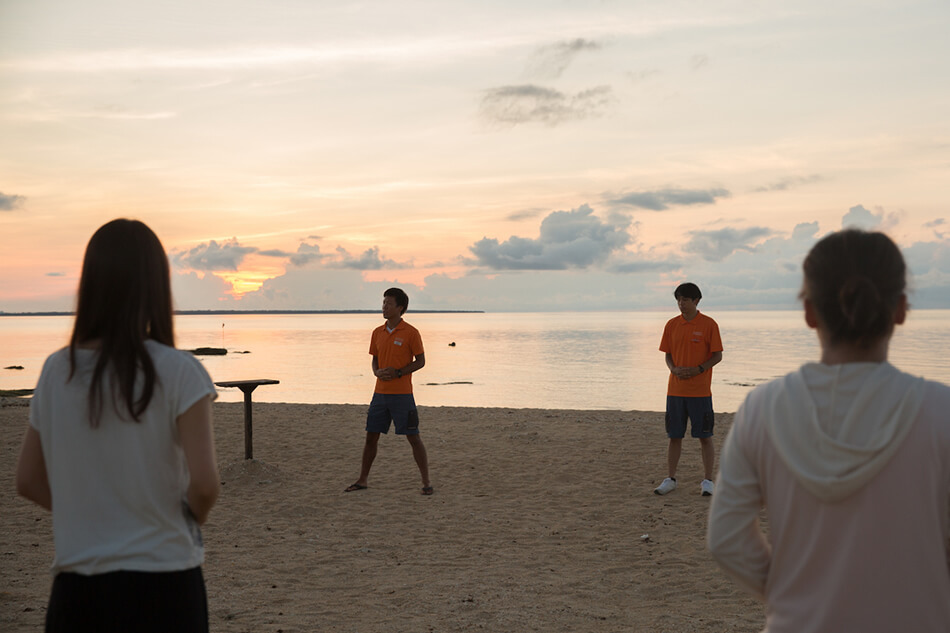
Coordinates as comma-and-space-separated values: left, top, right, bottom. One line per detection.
707, 229, 950, 633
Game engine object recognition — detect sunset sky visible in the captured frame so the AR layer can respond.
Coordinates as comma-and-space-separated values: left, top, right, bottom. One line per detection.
2, 0, 948, 313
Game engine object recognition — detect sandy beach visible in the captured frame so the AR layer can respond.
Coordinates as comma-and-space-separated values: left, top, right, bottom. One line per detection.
1, 399, 762, 632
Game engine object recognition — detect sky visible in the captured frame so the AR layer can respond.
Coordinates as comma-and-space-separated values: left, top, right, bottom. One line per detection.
1, 0, 948, 313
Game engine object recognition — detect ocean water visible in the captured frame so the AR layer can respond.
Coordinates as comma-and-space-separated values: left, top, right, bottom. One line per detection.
2, 310, 950, 413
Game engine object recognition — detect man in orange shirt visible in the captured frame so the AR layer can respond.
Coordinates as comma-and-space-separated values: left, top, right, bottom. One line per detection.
345, 288, 432, 495
655, 282, 723, 496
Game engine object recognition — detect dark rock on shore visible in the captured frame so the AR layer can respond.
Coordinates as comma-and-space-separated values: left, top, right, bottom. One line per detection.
0, 389, 33, 397
189, 347, 228, 356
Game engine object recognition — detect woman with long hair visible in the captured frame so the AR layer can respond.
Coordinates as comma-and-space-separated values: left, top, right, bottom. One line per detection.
16, 219, 220, 633
708, 228, 950, 632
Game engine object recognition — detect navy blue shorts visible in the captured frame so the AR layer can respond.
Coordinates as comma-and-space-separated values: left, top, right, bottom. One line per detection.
366, 393, 420, 435
665, 395, 714, 439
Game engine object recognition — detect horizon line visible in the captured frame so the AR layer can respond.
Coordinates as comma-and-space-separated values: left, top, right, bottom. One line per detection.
0, 309, 486, 317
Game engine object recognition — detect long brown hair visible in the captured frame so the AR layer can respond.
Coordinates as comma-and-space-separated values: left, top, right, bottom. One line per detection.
800, 229, 906, 349
69, 219, 175, 425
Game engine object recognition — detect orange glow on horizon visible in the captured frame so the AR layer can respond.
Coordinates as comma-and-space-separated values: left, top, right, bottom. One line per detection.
211, 257, 288, 298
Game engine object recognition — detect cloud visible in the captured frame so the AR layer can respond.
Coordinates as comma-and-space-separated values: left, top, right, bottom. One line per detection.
333, 246, 407, 270
792, 222, 819, 240
171, 270, 234, 309
608, 258, 681, 274
289, 243, 324, 267
841, 204, 902, 231
506, 208, 546, 221
754, 174, 823, 192
158, 214, 947, 313
468, 204, 631, 270
609, 187, 730, 211
524, 38, 601, 80
258, 249, 294, 257
690, 54, 709, 70
902, 239, 950, 308
188, 238, 402, 271
924, 218, 946, 238
684, 226, 774, 262
479, 85, 612, 127
841, 204, 880, 229
171, 239, 258, 271
214, 267, 407, 312
45, 272, 65, 277
0, 192, 26, 211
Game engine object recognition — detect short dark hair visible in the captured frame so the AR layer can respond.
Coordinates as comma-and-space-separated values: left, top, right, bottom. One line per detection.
384, 287, 409, 315
70, 219, 174, 426
800, 229, 906, 348
674, 282, 702, 300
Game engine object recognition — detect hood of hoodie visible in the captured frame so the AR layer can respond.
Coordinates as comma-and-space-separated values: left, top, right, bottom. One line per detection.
764, 361, 925, 502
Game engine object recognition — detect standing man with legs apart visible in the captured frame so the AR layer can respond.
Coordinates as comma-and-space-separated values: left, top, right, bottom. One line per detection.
655, 282, 723, 496
345, 287, 432, 495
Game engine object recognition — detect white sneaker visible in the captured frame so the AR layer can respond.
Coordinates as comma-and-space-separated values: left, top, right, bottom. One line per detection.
654, 477, 677, 495
701, 479, 715, 496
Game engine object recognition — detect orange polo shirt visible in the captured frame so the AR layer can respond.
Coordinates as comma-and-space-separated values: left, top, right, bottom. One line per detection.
659, 311, 723, 397
369, 319, 424, 394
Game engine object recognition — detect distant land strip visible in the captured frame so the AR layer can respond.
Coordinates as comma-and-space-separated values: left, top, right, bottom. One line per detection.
0, 310, 484, 317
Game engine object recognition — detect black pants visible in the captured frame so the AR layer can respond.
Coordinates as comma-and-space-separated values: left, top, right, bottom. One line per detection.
46, 566, 208, 633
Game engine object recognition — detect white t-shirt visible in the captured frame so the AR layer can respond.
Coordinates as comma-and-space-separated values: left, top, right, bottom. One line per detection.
30, 340, 217, 575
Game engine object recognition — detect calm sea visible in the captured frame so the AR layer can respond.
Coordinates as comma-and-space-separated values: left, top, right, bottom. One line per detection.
3, 311, 950, 413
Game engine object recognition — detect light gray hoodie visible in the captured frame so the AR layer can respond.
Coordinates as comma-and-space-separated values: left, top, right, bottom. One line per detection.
708, 361, 950, 633
765, 362, 926, 502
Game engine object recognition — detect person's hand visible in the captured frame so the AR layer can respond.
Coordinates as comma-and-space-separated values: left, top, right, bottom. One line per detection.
375, 367, 396, 381
672, 366, 699, 379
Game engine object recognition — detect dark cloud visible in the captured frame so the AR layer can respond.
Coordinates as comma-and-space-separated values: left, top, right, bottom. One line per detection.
525, 38, 601, 79
258, 249, 293, 257
289, 243, 323, 267
479, 84, 612, 127
45, 272, 65, 277
610, 187, 730, 211
684, 226, 774, 262
172, 239, 257, 271
0, 192, 26, 211
333, 246, 406, 270
468, 204, 630, 270
753, 174, 823, 192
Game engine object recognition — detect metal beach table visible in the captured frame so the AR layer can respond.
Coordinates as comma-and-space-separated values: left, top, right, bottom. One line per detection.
214, 379, 280, 459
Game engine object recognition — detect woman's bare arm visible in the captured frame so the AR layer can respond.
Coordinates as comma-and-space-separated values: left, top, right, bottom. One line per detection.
177, 395, 220, 524
16, 426, 52, 511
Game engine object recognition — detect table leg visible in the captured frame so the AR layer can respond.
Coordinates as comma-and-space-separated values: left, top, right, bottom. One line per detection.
242, 388, 255, 460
